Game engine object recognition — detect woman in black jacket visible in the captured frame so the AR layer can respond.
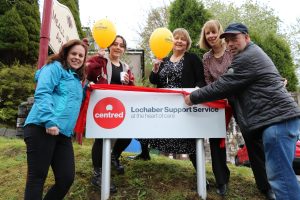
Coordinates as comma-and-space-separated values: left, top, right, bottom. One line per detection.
137, 28, 205, 170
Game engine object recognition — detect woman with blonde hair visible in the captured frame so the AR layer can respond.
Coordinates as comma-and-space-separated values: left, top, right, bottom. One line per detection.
199, 19, 232, 196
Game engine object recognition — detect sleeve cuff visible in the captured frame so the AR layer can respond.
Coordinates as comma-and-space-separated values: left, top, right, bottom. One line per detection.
190, 92, 198, 104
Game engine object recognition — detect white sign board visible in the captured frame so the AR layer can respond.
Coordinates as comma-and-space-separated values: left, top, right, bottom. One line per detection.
49, 0, 79, 53
86, 89, 226, 138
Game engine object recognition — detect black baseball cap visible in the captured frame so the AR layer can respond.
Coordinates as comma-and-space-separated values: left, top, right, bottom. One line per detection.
220, 23, 249, 39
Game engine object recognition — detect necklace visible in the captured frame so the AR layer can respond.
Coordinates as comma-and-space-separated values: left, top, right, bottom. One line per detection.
166, 57, 182, 85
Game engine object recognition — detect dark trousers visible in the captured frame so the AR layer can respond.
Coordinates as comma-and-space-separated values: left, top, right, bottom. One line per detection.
209, 138, 230, 185
209, 104, 232, 185
242, 131, 271, 192
24, 124, 75, 200
92, 138, 132, 169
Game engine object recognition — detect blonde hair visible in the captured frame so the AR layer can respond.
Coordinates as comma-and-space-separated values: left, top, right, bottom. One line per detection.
198, 20, 225, 50
173, 28, 192, 51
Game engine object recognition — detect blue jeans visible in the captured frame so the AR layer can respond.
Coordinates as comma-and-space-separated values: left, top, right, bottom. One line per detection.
262, 117, 300, 200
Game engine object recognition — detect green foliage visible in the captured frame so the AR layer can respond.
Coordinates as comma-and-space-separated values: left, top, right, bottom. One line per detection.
16, 0, 40, 64
0, 63, 35, 125
0, 0, 12, 15
203, 0, 279, 36
258, 33, 298, 91
168, 0, 211, 56
0, 136, 267, 200
0, 0, 40, 65
0, 7, 29, 65
58, 0, 85, 38
202, 0, 238, 27
137, 6, 169, 74
239, 0, 279, 36
287, 17, 300, 76
203, 0, 298, 90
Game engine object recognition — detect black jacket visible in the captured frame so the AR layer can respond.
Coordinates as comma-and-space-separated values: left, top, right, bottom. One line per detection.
149, 52, 205, 88
190, 42, 300, 133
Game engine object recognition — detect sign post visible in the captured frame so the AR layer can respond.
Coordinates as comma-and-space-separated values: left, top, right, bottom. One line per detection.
101, 139, 111, 200
197, 139, 207, 198
37, 0, 53, 69
85, 87, 226, 200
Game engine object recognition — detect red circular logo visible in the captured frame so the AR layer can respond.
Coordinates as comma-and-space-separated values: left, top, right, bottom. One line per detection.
93, 97, 126, 129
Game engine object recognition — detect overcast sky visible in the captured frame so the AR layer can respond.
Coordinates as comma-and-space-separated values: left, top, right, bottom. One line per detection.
40, 0, 300, 48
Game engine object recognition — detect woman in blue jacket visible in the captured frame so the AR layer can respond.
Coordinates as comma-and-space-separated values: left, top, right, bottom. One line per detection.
23, 39, 88, 200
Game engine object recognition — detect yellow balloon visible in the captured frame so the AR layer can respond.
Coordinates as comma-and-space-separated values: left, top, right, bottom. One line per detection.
92, 19, 116, 48
149, 28, 174, 59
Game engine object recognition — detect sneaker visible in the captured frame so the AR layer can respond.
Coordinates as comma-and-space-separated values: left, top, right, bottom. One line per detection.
216, 184, 227, 196
261, 189, 276, 200
111, 154, 125, 174
91, 168, 117, 193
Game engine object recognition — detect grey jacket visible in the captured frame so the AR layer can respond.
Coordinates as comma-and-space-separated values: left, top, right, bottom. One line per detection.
190, 42, 300, 133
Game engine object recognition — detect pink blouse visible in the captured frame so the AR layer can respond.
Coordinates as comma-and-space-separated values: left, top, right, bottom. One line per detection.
203, 49, 233, 85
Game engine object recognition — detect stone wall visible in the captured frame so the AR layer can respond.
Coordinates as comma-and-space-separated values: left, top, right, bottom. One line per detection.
0, 127, 18, 137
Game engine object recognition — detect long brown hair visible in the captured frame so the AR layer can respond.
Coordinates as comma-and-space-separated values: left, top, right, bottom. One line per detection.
47, 39, 88, 80
107, 35, 127, 52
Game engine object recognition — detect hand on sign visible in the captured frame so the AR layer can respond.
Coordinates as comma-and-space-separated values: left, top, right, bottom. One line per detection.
88, 81, 95, 87
184, 95, 193, 106
283, 78, 288, 87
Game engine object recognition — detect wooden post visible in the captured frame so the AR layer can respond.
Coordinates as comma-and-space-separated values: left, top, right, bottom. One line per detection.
37, 0, 53, 69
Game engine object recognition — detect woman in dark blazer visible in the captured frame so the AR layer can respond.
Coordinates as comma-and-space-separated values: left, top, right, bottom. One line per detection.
138, 28, 205, 171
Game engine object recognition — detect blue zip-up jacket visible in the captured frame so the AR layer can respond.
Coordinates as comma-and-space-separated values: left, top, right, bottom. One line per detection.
25, 61, 83, 137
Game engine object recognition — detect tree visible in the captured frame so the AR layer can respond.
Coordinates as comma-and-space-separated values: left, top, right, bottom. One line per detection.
203, 0, 279, 36
0, 7, 29, 65
137, 6, 169, 78
287, 17, 300, 81
168, 0, 211, 56
0, 0, 12, 15
259, 33, 298, 91
202, 0, 298, 91
16, 0, 40, 64
0, 0, 40, 65
58, 0, 85, 38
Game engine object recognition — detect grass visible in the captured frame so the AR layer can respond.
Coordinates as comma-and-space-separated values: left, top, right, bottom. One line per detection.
0, 136, 266, 200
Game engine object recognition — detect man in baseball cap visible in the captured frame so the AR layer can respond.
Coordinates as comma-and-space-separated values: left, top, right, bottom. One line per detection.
219, 23, 250, 56
185, 22, 300, 200
220, 23, 249, 38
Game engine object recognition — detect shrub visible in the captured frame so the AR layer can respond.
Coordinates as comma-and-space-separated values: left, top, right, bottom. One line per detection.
0, 63, 35, 125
